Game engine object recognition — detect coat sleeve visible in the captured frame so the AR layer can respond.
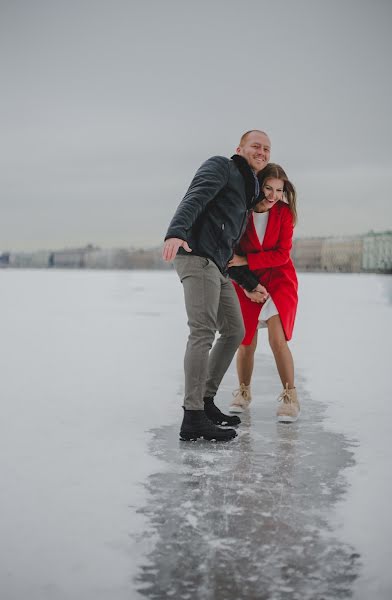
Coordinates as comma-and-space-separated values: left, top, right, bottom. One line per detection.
247, 208, 294, 270
164, 156, 230, 241
228, 266, 260, 292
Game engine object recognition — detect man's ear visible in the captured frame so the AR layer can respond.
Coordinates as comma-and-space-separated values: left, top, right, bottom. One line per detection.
235, 146, 241, 155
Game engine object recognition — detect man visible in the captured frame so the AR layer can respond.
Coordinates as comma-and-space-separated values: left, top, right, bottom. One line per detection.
163, 130, 271, 441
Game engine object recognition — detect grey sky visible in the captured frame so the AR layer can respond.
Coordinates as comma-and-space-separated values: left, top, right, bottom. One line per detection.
1, 0, 391, 251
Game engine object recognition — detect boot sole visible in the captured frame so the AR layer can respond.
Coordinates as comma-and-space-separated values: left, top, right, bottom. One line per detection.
277, 415, 299, 423
229, 407, 244, 414
211, 418, 241, 427
179, 431, 237, 442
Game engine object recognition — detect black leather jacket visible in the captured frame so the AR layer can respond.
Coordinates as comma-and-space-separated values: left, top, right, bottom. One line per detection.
165, 155, 259, 276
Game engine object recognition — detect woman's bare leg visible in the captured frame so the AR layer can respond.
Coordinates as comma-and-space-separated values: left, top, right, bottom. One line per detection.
236, 330, 258, 385
267, 315, 294, 388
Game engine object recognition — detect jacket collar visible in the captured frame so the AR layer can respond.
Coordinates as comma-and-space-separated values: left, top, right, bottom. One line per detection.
231, 154, 260, 209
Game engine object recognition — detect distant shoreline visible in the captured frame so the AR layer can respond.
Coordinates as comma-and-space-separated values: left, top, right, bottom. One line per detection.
1, 230, 392, 274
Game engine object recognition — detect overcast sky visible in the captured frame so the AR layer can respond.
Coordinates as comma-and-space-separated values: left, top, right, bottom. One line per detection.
1, 0, 391, 251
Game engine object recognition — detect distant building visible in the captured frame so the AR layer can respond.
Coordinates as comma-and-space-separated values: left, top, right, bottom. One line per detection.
83, 246, 171, 270
127, 247, 171, 269
84, 248, 123, 269
9, 251, 51, 268
49, 245, 98, 268
0, 252, 10, 267
292, 238, 323, 271
293, 236, 364, 273
362, 231, 392, 273
321, 237, 363, 272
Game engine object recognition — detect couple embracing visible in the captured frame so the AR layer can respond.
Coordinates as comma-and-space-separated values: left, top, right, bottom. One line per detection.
163, 130, 299, 442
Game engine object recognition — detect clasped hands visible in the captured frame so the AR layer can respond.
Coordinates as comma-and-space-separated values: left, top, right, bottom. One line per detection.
244, 284, 269, 304
228, 254, 268, 304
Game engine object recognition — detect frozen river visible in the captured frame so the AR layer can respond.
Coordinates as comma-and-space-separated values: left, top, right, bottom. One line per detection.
0, 269, 391, 599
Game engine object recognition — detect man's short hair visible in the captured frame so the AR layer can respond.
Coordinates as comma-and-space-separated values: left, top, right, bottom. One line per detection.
239, 130, 269, 146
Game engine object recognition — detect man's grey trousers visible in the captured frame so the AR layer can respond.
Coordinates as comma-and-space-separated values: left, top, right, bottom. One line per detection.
174, 255, 245, 410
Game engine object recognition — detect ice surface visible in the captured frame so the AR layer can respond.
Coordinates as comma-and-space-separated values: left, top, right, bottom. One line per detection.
0, 269, 390, 599
291, 273, 392, 600
136, 367, 359, 600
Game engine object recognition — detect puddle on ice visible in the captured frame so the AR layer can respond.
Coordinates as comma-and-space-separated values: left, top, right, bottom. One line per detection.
134, 356, 361, 600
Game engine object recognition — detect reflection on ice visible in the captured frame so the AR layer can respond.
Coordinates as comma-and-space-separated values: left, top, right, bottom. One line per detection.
136, 357, 360, 600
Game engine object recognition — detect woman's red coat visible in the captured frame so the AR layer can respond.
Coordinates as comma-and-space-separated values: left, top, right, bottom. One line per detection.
233, 201, 298, 344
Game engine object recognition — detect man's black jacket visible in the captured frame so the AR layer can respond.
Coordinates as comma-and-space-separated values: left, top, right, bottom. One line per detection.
165, 155, 260, 290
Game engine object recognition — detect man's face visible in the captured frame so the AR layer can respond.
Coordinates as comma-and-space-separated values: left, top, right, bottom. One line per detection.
236, 132, 271, 173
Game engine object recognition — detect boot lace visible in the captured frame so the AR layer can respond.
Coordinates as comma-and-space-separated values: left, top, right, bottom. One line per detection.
232, 383, 250, 404
277, 383, 292, 404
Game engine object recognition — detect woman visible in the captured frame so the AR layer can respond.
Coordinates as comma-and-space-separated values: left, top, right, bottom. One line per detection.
228, 163, 299, 422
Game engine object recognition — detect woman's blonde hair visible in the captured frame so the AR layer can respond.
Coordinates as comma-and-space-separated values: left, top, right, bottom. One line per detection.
258, 163, 297, 225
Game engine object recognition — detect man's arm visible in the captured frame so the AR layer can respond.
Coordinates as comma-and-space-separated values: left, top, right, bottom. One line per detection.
164, 156, 230, 242
228, 265, 260, 292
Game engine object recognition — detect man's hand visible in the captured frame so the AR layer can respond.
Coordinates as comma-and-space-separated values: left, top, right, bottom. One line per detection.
244, 283, 269, 304
162, 238, 192, 262
228, 253, 248, 267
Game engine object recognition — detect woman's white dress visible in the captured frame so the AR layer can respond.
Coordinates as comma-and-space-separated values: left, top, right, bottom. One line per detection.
252, 211, 279, 328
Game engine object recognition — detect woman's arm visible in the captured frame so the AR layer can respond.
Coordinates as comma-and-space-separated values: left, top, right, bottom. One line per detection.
247, 208, 294, 271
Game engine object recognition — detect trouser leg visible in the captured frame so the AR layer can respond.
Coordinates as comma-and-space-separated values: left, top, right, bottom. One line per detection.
174, 256, 221, 410
204, 277, 245, 398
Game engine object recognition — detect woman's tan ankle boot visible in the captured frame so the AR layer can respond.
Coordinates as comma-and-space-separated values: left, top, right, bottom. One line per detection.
276, 384, 300, 422
229, 383, 252, 413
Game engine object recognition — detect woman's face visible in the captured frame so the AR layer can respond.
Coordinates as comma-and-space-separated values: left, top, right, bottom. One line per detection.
254, 177, 284, 213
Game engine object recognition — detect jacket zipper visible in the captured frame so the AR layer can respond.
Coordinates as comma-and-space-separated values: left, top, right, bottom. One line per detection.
232, 209, 250, 251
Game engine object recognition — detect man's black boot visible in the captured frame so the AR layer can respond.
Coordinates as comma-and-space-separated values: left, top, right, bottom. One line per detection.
203, 397, 241, 426
180, 408, 237, 441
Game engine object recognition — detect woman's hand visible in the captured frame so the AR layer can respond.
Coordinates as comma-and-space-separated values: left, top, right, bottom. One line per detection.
228, 254, 248, 267
244, 290, 265, 303
244, 284, 269, 304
